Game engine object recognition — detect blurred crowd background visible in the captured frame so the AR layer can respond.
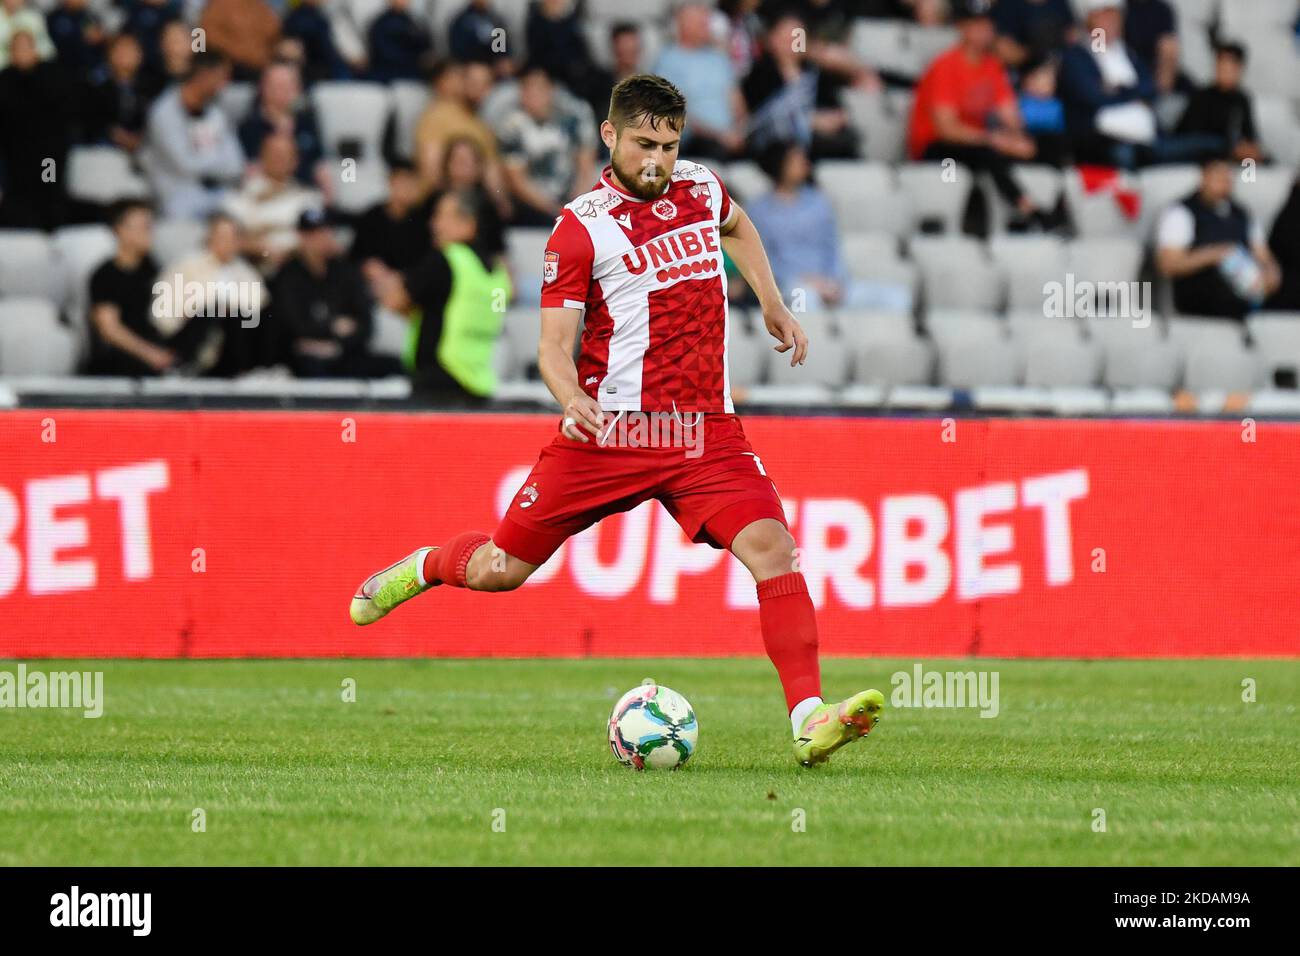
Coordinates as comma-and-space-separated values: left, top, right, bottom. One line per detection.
0, 0, 1298, 413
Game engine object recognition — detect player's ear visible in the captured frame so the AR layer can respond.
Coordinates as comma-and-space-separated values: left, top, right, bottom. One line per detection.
600, 120, 617, 153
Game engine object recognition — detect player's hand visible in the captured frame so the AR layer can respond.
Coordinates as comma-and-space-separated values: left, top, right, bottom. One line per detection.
560, 392, 605, 443
763, 302, 809, 367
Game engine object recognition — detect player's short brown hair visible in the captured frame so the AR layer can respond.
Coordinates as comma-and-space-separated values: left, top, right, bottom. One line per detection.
607, 74, 686, 133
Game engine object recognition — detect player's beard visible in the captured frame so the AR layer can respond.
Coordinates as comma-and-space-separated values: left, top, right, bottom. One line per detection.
609, 148, 671, 201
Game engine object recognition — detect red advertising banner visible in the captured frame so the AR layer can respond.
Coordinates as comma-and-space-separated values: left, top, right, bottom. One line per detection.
1, 410, 1297, 658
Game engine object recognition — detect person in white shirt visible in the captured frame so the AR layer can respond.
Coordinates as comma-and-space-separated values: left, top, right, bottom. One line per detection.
224, 132, 324, 274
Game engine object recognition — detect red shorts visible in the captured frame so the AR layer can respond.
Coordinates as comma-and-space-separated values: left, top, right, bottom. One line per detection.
494, 413, 788, 566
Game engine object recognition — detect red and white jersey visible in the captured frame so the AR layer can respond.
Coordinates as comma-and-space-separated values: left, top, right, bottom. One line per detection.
540, 159, 738, 413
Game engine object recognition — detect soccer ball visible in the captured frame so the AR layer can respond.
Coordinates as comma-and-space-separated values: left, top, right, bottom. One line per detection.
608, 681, 698, 770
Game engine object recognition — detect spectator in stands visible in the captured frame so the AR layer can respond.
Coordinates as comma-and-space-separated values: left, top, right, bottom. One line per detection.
349, 159, 432, 271
493, 62, 596, 226
141, 51, 245, 219
584, 22, 643, 139
908, 0, 1046, 228
1155, 156, 1281, 321
1124, 0, 1179, 95
1265, 174, 1300, 311
0, 0, 53, 69
747, 139, 912, 313
414, 58, 505, 200
86, 200, 172, 375
742, 12, 857, 159
1057, 0, 1158, 167
121, 0, 180, 76
862, 0, 946, 23
368, 0, 432, 83
0, 29, 73, 230
718, 0, 763, 79
653, 2, 746, 160
364, 188, 511, 403
152, 212, 261, 375
434, 135, 504, 258
448, 0, 507, 71
1175, 42, 1261, 165
1017, 54, 1068, 166
225, 132, 324, 274
282, 0, 353, 84
993, 0, 1077, 69
237, 58, 326, 188
201, 0, 281, 79
273, 207, 398, 378
525, 0, 597, 106
150, 18, 192, 90
83, 32, 154, 153
46, 0, 104, 79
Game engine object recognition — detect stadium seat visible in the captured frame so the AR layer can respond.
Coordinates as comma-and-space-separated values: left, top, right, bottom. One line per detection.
815, 161, 907, 236
1017, 321, 1103, 388
345, 0, 388, 33
989, 235, 1069, 312
500, 307, 540, 378
1247, 390, 1300, 416
848, 19, 912, 76
151, 219, 205, 262
938, 336, 1023, 388
1046, 386, 1110, 416
1067, 237, 1144, 287
1179, 29, 1217, 86
1064, 167, 1141, 239
1137, 165, 1201, 240
66, 146, 150, 205
897, 162, 971, 234
1256, 98, 1300, 170
505, 228, 550, 307
371, 306, 410, 360
1168, 0, 1221, 32
837, 310, 934, 386
767, 327, 849, 387
0, 297, 78, 376
1247, 312, 1300, 384
493, 332, 519, 384
842, 88, 907, 164
736, 384, 836, 406
971, 385, 1052, 412
1109, 387, 1176, 415
910, 237, 1002, 311
53, 224, 116, 337
332, 158, 390, 215
1183, 345, 1265, 392
312, 82, 392, 160
389, 81, 431, 162
903, 24, 959, 76
1166, 316, 1247, 351
1091, 316, 1183, 390
726, 328, 765, 389
1242, 35, 1299, 100
1234, 166, 1294, 234
0, 230, 62, 302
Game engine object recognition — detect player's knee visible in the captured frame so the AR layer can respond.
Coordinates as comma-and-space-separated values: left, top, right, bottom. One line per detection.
737, 521, 798, 578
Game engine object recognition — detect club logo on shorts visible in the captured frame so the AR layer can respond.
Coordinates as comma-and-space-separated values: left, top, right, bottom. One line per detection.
517, 483, 539, 509
652, 199, 677, 222
543, 251, 559, 283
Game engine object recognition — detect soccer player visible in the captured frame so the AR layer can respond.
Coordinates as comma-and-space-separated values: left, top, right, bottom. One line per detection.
349, 75, 883, 767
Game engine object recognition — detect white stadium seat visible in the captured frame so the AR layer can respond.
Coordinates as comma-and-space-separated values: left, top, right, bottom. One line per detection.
0, 230, 63, 302
66, 146, 150, 205
1091, 316, 1183, 391
332, 158, 390, 215
1256, 97, 1300, 169
1137, 165, 1201, 240
989, 235, 1069, 312
897, 161, 972, 234
389, 81, 431, 162
1234, 166, 1294, 234
0, 297, 79, 376
1247, 312, 1300, 383
312, 82, 392, 160
815, 160, 908, 236
910, 237, 1002, 310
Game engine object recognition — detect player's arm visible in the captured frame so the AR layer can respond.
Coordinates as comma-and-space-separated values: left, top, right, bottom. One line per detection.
720, 203, 808, 366
539, 306, 604, 442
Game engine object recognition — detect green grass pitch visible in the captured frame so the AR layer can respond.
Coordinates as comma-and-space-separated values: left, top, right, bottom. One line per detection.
2, 658, 1297, 866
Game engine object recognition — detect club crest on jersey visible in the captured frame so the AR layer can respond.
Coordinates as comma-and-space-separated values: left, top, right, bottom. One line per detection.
652, 198, 677, 221
543, 251, 559, 283
517, 483, 539, 509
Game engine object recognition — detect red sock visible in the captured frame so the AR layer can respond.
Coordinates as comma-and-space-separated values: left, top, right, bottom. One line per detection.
423, 532, 491, 588
757, 572, 822, 712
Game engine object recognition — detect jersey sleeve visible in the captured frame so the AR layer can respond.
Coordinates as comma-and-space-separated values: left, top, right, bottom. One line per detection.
716, 172, 737, 230
539, 209, 595, 311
